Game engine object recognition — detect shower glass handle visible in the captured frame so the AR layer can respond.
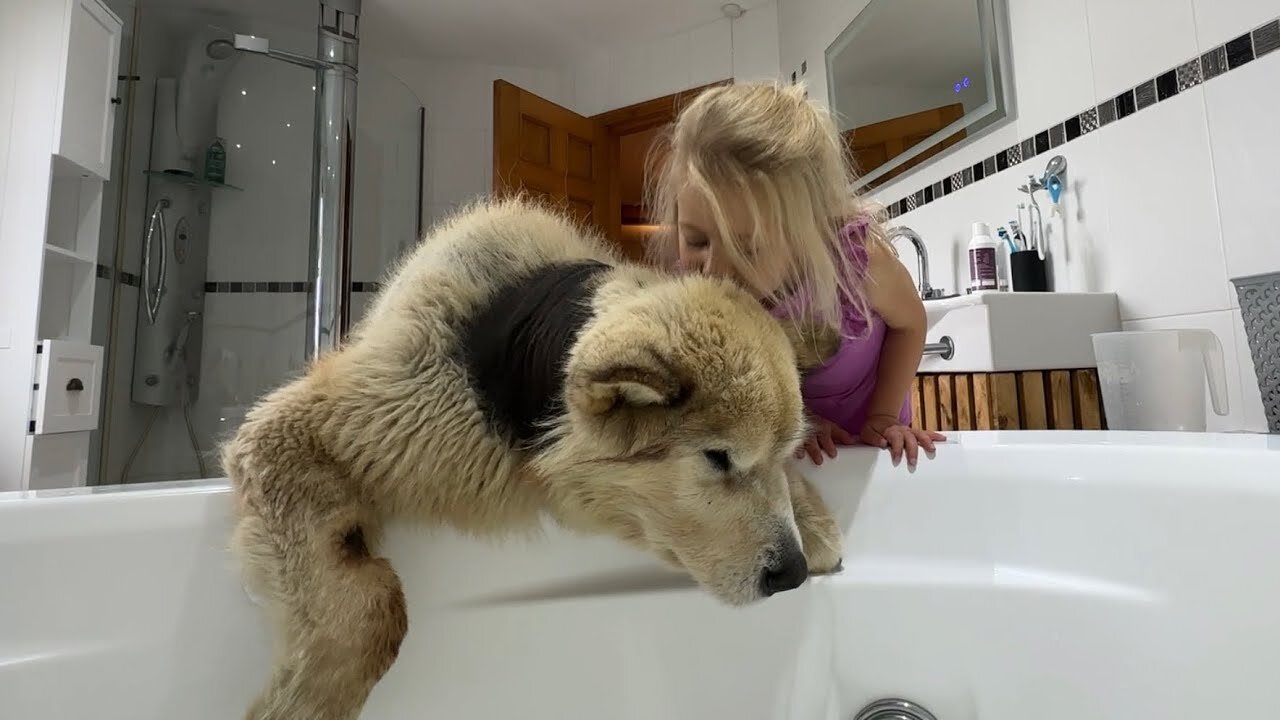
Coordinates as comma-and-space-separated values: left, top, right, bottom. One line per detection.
143, 198, 170, 325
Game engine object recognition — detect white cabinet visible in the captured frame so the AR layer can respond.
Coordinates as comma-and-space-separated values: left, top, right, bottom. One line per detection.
54, 0, 122, 180
33, 340, 105, 435
0, 0, 122, 491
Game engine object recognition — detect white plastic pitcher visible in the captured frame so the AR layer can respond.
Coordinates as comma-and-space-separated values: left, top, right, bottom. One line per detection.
1092, 329, 1230, 431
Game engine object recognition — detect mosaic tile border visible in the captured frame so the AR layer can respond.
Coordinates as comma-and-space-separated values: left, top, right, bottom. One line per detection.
95, 264, 382, 293
885, 18, 1280, 219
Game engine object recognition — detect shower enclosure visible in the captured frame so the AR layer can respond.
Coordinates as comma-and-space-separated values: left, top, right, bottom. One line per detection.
89, 0, 423, 485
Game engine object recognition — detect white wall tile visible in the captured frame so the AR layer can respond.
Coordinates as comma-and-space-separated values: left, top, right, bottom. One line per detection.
1191, 0, 1280, 50
1121, 310, 1253, 432
1008, 0, 1096, 132
1204, 51, 1280, 279
1086, 0, 1200, 100
1094, 88, 1229, 320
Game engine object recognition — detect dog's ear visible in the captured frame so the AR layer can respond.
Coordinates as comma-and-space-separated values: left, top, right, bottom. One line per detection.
778, 317, 841, 372
567, 352, 692, 416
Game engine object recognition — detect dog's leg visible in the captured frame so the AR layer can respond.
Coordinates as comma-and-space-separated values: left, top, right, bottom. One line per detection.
786, 468, 843, 574
235, 495, 407, 720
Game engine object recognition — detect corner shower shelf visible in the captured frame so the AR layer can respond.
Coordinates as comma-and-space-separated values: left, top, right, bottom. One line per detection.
143, 170, 243, 191
44, 244, 96, 266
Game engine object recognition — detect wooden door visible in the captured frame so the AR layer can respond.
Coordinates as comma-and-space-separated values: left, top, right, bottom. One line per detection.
845, 103, 966, 187
493, 80, 610, 237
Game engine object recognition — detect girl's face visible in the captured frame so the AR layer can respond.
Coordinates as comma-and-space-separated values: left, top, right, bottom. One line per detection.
676, 185, 789, 299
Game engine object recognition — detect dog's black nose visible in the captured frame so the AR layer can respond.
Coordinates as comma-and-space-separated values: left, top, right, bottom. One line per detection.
760, 542, 808, 596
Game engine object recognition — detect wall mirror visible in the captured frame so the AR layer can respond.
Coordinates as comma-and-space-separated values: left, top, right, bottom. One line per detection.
825, 0, 1011, 190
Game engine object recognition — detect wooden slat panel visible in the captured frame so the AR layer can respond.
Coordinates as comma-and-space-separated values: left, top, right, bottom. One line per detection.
1048, 370, 1075, 429
1073, 369, 1104, 430
972, 374, 992, 430
954, 374, 974, 430
937, 375, 955, 431
1018, 371, 1048, 430
910, 378, 923, 430
990, 373, 1021, 429
922, 375, 939, 431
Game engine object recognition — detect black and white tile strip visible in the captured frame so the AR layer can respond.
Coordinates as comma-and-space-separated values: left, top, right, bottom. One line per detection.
94, 264, 382, 293
885, 18, 1280, 220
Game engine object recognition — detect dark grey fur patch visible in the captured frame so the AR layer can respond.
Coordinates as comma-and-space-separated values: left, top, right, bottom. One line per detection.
460, 261, 610, 446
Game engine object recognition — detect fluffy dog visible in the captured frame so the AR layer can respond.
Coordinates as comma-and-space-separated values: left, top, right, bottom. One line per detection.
223, 198, 843, 720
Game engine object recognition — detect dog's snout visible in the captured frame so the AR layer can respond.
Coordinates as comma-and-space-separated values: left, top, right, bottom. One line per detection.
760, 539, 808, 597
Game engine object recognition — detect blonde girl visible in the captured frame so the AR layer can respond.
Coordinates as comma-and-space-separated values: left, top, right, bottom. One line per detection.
647, 81, 944, 468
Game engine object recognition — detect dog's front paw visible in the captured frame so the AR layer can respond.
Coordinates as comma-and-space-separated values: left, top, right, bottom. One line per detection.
800, 517, 843, 575
787, 469, 843, 575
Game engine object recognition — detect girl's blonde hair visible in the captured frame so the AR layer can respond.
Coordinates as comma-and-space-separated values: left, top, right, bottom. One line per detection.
645, 81, 885, 338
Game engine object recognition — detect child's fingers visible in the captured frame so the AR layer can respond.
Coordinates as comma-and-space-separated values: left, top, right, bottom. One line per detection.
806, 440, 824, 465
915, 429, 936, 453
831, 425, 858, 446
819, 429, 838, 458
903, 432, 920, 468
929, 431, 947, 442
887, 432, 905, 464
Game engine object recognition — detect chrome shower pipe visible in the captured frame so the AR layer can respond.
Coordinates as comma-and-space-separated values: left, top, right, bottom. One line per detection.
233, 0, 360, 359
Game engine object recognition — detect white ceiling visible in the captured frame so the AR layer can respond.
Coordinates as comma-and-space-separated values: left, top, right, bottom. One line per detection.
361, 0, 771, 66
139, 0, 769, 69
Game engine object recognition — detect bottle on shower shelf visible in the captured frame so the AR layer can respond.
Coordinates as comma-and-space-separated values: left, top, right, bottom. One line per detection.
204, 137, 227, 184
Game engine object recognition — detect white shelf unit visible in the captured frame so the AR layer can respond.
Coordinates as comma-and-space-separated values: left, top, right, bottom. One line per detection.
13, 0, 123, 490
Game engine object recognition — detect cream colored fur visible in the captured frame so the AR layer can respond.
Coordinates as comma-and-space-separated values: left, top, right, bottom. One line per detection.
223, 198, 842, 720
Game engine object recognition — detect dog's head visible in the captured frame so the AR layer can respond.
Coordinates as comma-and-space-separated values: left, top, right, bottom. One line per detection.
535, 273, 839, 606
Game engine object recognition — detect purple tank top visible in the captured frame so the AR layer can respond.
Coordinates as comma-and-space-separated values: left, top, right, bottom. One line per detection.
771, 219, 912, 435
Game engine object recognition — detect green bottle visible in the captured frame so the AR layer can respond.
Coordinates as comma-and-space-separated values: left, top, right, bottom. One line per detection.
204, 137, 227, 184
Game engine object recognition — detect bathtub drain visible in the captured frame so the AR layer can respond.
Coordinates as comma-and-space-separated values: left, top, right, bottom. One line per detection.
854, 698, 938, 720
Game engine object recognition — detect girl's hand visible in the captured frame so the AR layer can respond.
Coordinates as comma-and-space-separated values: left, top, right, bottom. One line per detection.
860, 415, 945, 468
795, 416, 857, 465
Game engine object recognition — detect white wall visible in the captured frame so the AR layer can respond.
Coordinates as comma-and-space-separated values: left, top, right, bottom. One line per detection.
781, 0, 1277, 433
381, 57, 569, 229
569, 1, 782, 117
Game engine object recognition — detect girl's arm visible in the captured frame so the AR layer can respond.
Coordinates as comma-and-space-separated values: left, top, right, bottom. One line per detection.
862, 239, 945, 466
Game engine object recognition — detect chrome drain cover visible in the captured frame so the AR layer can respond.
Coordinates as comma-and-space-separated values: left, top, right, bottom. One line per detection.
854, 698, 938, 720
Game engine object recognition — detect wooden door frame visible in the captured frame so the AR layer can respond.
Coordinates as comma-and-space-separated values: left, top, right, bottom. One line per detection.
590, 80, 731, 245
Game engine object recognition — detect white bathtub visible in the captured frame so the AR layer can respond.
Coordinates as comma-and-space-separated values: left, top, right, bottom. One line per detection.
3, 431, 1279, 719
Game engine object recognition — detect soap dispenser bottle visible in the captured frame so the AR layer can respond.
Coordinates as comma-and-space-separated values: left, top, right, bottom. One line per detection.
968, 222, 999, 292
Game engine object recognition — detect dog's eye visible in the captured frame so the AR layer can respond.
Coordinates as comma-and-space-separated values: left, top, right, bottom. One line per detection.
703, 449, 731, 472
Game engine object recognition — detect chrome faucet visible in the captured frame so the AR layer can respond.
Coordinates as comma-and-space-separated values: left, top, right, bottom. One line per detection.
887, 226, 945, 300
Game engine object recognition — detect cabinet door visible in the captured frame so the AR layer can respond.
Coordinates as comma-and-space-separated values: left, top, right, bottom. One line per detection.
56, 0, 122, 180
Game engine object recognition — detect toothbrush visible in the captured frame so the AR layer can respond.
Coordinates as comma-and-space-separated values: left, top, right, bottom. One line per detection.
1010, 218, 1027, 251
1028, 193, 1045, 261
998, 227, 1017, 254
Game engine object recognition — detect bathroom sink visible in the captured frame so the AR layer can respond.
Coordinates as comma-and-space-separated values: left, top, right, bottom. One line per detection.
923, 293, 966, 330
919, 292, 1121, 373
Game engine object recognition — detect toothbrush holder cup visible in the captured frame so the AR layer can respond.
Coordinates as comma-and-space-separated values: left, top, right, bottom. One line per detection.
1011, 250, 1048, 292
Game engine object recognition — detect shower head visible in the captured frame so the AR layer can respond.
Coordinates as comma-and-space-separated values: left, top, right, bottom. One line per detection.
205, 39, 236, 60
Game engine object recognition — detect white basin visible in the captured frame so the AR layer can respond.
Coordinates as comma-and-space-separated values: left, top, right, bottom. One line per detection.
919, 291, 1121, 373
